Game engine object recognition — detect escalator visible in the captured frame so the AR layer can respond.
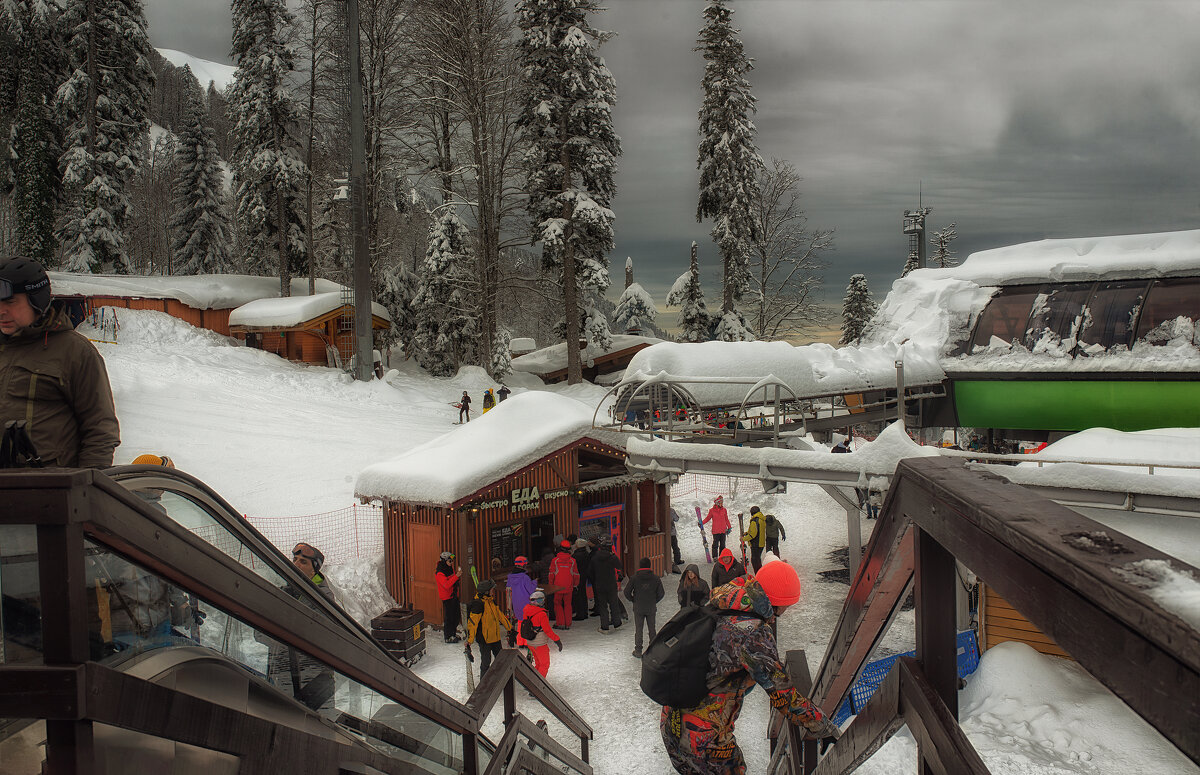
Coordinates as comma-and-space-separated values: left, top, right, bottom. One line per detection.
0, 466, 592, 774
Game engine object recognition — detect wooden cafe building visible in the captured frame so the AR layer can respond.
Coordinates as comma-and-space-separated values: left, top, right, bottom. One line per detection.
354, 392, 672, 626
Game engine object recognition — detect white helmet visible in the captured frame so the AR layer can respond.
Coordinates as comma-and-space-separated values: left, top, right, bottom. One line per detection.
529, 590, 546, 606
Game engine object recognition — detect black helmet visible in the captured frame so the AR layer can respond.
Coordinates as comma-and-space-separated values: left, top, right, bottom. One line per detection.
0, 256, 52, 315
477, 579, 496, 595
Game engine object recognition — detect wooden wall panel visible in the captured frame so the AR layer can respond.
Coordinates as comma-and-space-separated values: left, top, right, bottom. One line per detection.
166, 300, 204, 328
980, 582, 1072, 660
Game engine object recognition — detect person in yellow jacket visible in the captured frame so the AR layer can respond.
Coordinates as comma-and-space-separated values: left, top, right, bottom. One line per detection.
465, 579, 514, 678
741, 506, 768, 572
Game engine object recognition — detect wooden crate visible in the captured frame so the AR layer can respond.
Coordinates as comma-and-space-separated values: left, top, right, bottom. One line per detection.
371, 607, 426, 667
979, 582, 1071, 660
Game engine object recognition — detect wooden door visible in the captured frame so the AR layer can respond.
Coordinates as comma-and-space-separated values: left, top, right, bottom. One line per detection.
408, 523, 443, 625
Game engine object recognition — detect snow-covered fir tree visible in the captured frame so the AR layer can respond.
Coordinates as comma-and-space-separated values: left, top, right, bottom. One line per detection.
696, 0, 762, 337
840, 273, 877, 345
930, 222, 958, 268
901, 249, 920, 277
2, 0, 64, 266
666, 241, 713, 342
613, 282, 656, 334
490, 329, 513, 380
713, 310, 755, 342
227, 0, 309, 294
516, 0, 622, 384
582, 295, 613, 359
376, 258, 418, 359
169, 66, 232, 274
412, 209, 478, 376
56, 0, 154, 273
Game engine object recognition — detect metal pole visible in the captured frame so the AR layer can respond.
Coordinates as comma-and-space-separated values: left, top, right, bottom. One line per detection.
894, 359, 906, 431
347, 0, 373, 382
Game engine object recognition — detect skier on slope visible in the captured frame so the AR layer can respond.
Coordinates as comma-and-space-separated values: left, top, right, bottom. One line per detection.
701, 495, 731, 558
516, 589, 562, 677
458, 391, 472, 423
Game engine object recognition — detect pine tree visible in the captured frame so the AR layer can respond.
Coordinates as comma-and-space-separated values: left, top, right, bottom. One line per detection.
2, 1, 64, 267
412, 209, 478, 376
840, 273, 877, 346
696, 0, 762, 336
376, 258, 418, 358
666, 241, 713, 342
901, 250, 919, 277
490, 329, 513, 380
56, 0, 155, 273
516, 0, 621, 384
930, 222, 958, 268
613, 283, 656, 334
170, 66, 232, 274
227, 0, 309, 295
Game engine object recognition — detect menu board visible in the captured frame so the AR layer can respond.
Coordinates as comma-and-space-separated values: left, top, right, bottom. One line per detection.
489, 522, 522, 571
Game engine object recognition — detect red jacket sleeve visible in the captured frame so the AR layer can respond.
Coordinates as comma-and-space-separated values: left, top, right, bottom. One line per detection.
436, 571, 460, 600
533, 606, 560, 642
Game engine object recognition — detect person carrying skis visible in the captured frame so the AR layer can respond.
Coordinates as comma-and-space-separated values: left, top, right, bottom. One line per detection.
710, 548, 746, 590
659, 559, 838, 774
589, 535, 623, 632
623, 557, 665, 658
465, 579, 513, 678
701, 495, 731, 558
435, 552, 462, 643
676, 564, 710, 609
506, 556, 537, 621
741, 507, 768, 572
764, 514, 787, 558
482, 388, 496, 413
516, 589, 562, 677
548, 540, 579, 628
458, 391, 472, 423
571, 538, 592, 621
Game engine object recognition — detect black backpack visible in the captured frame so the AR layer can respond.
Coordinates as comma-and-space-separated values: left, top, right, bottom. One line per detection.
520, 616, 537, 641
640, 603, 764, 708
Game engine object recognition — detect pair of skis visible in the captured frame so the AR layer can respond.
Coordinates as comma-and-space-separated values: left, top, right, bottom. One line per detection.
463, 565, 481, 693
695, 506, 712, 563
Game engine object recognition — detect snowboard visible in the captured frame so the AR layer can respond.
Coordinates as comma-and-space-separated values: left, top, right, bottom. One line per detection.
695, 506, 712, 563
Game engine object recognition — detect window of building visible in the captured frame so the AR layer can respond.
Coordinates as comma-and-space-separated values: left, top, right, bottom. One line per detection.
1135, 277, 1200, 346
969, 286, 1042, 351
1077, 280, 1150, 352
1023, 284, 1092, 352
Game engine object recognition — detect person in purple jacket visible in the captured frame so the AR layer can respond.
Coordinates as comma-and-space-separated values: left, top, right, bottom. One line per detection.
506, 556, 538, 621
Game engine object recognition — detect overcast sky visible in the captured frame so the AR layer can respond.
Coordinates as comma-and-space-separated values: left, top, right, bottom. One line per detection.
144, 0, 1200, 321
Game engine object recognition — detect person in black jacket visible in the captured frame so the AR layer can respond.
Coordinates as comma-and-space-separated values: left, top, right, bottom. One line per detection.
623, 557, 665, 658
458, 391, 471, 423
677, 563, 710, 609
710, 548, 746, 590
572, 538, 592, 621
589, 535, 623, 632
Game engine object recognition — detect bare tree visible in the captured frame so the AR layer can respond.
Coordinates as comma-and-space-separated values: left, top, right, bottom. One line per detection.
748, 158, 833, 340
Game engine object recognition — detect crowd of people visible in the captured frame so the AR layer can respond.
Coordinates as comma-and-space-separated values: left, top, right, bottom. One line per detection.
454, 385, 511, 423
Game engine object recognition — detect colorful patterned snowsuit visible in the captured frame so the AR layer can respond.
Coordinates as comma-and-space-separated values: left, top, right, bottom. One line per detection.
659, 577, 837, 774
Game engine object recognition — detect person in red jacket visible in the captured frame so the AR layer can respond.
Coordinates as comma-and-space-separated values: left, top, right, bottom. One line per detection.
548, 540, 580, 628
516, 590, 562, 677
701, 495, 731, 558
435, 551, 462, 643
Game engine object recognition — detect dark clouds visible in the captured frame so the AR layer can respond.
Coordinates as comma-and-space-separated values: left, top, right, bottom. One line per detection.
145, 0, 1200, 321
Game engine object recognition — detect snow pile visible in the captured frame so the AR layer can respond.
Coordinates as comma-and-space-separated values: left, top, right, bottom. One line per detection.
620, 340, 945, 407
51, 271, 348, 310
865, 275, 995, 353
228, 291, 391, 327
628, 421, 940, 484
858, 642, 1197, 774
156, 48, 237, 91
355, 391, 615, 505
1112, 559, 1200, 630
512, 334, 663, 375
323, 555, 398, 629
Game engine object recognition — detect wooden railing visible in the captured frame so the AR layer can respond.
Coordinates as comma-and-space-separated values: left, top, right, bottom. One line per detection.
768, 457, 1200, 774
0, 469, 593, 774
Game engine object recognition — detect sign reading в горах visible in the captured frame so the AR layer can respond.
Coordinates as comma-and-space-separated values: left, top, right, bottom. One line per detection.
479, 486, 573, 513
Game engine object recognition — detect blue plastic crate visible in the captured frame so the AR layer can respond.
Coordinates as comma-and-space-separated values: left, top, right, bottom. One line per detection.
844, 630, 979, 718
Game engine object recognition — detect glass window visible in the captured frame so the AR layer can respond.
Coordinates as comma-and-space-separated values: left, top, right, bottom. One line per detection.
0, 526, 41, 665
1135, 277, 1200, 345
1023, 284, 1092, 351
969, 286, 1041, 351
1077, 280, 1150, 351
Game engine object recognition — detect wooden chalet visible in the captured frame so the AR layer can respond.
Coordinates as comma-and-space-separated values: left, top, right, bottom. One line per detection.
356, 396, 672, 627
227, 292, 391, 366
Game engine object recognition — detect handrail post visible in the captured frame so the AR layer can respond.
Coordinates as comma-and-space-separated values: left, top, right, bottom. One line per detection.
914, 524, 959, 775
581, 734, 589, 764
504, 675, 516, 726
462, 731, 479, 775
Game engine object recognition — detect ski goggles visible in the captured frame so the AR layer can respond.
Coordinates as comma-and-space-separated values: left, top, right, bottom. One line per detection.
292, 544, 320, 563
0, 275, 48, 301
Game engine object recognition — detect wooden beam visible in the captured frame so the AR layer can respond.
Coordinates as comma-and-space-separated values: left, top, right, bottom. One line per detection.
811, 663, 904, 775
897, 658, 989, 775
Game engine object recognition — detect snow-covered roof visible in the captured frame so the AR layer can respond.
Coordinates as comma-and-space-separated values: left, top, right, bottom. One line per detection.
354, 392, 623, 505
512, 334, 663, 375
510, 337, 537, 353
50, 272, 349, 311
157, 48, 237, 92
229, 291, 391, 328
620, 340, 945, 407
914, 229, 1200, 287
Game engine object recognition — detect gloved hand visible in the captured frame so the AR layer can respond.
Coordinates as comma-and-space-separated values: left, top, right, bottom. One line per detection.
507, 628, 517, 647
555, 639, 563, 652
818, 735, 837, 754
464, 647, 474, 663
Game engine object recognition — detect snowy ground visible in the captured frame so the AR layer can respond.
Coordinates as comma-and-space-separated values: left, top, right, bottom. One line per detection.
89, 308, 1198, 775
